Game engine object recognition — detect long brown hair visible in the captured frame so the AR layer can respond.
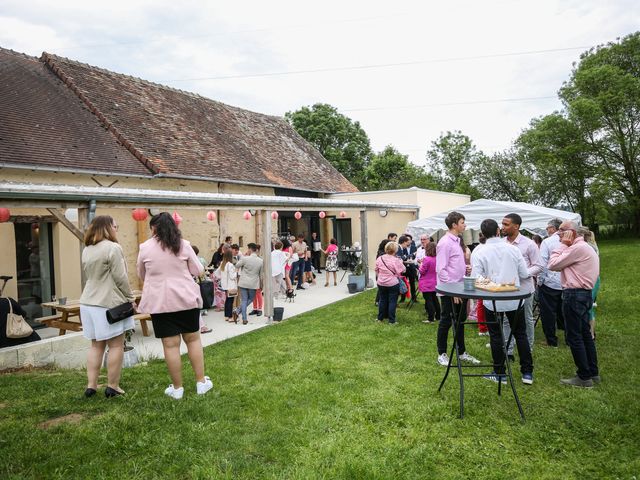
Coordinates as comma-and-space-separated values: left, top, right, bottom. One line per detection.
220, 250, 233, 272
84, 215, 117, 246
150, 212, 182, 255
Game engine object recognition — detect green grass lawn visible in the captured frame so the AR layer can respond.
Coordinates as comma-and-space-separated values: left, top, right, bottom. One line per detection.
1, 239, 639, 479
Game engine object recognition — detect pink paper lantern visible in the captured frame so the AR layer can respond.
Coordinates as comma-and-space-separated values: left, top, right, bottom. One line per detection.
172, 211, 183, 225
131, 208, 148, 222
339, 211, 347, 218
294, 211, 302, 220
319, 211, 326, 219
243, 211, 252, 220
0, 208, 10, 223
206, 211, 217, 221
271, 211, 279, 220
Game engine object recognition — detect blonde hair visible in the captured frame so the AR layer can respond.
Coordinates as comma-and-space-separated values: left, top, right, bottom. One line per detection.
384, 241, 398, 255
84, 215, 118, 246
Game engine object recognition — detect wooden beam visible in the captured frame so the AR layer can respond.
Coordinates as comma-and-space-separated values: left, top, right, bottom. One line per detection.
261, 210, 274, 320
46, 208, 84, 242
360, 209, 369, 289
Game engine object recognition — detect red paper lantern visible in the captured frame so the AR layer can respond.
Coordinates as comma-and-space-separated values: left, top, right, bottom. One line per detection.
294, 211, 302, 220
0, 208, 10, 223
271, 211, 279, 220
319, 211, 326, 219
172, 211, 182, 225
243, 211, 252, 220
339, 211, 347, 218
207, 211, 217, 221
131, 208, 148, 222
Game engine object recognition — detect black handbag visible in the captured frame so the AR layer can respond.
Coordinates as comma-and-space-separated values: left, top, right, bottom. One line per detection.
106, 302, 135, 324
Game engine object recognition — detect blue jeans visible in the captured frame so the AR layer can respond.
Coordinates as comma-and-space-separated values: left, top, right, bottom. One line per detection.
563, 288, 598, 380
290, 259, 305, 287
378, 283, 400, 323
240, 288, 257, 322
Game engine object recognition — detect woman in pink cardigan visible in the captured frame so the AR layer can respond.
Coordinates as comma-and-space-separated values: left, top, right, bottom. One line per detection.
137, 212, 213, 400
375, 241, 406, 324
418, 242, 440, 323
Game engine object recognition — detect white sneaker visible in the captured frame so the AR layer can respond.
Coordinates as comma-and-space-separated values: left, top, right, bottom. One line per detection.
437, 353, 449, 366
478, 331, 489, 336
459, 352, 481, 364
164, 384, 184, 400
196, 376, 213, 395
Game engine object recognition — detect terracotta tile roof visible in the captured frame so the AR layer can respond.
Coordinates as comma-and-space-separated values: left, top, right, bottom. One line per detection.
40, 53, 358, 193
0, 48, 153, 177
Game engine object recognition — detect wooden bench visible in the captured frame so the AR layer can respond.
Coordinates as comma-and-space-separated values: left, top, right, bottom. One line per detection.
134, 313, 152, 337
35, 314, 82, 334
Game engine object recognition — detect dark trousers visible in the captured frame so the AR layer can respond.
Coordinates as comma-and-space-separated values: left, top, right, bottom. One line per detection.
290, 259, 305, 287
437, 296, 467, 355
406, 266, 418, 301
224, 294, 235, 318
422, 291, 441, 321
538, 283, 565, 346
484, 307, 533, 375
378, 284, 400, 323
563, 289, 598, 380
312, 251, 321, 271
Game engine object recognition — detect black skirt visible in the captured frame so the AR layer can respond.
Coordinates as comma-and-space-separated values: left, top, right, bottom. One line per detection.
151, 308, 200, 338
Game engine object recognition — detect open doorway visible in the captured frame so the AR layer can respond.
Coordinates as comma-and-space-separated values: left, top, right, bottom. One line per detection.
13, 221, 55, 326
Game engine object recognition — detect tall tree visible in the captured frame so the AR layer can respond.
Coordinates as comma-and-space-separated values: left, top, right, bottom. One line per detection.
285, 103, 372, 189
559, 32, 640, 232
425, 131, 481, 197
517, 113, 597, 224
364, 145, 439, 191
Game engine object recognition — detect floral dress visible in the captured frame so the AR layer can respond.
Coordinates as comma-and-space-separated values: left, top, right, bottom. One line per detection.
325, 244, 338, 272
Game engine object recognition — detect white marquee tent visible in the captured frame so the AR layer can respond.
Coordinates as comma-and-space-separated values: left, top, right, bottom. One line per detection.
406, 199, 582, 241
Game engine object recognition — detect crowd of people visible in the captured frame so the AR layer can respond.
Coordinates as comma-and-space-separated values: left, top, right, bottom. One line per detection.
375, 210, 601, 388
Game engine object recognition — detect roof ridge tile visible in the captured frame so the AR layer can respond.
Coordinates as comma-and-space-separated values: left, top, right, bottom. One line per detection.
40, 52, 160, 175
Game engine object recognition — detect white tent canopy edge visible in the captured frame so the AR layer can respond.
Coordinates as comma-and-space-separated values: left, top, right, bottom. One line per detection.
406, 199, 582, 240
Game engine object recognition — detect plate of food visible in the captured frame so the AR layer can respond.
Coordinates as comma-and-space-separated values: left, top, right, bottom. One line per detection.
474, 276, 519, 292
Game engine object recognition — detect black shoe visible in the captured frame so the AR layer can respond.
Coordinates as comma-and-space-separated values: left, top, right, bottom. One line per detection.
105, 387, 124, 398
296, 286, 304, 290
248, 310, 259, 316
255, 310, 262, 316
84, 388, 97, 398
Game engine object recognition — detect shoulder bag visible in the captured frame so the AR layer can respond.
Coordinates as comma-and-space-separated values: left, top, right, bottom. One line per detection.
380, 257, 408, 295
226, 267, 238, 297
5, 298, 34, 338
106, 302, 135, 324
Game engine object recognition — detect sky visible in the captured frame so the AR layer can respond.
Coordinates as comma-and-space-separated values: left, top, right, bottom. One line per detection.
1, 0, 638, 166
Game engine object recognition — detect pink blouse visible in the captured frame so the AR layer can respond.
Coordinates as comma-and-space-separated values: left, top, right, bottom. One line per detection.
375, 254, 406, 287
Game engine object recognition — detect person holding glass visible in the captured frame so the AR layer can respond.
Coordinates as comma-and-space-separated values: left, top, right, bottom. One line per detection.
137, 212, 213, 400
79, 215, 135, 398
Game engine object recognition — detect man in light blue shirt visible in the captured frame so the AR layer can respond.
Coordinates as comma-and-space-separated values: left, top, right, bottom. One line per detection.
471, 219, 533, 385
538, 218, 564, 347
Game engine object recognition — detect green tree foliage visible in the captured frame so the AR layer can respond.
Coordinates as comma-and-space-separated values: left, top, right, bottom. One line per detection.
426, 131, 481, 197
516, 113, 598, 224
285, 103, 372, 189
363, 145, 438, 191
470, 150, 537, 203
559, 32, 640, 232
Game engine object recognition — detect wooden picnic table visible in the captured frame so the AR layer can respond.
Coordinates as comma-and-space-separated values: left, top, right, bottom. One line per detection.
38, 291, 149, 336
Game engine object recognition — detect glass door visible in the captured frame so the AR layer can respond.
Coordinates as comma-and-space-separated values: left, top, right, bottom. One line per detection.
13, 221, 55, 327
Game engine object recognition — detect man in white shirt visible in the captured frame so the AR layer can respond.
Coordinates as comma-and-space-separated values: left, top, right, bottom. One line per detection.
471, 219, 534, 385
538, 218, 565, 347
501, 213, 543, 354
414, 234, 431, 264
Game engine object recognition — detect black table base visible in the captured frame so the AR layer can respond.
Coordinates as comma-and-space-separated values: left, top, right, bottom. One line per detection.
436, 283, 531, 422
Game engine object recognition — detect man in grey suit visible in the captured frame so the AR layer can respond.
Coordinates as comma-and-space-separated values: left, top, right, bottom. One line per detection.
235, 243, 263, 325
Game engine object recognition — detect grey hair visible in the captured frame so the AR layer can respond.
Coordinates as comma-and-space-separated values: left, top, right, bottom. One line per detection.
564, 220, 579, 230
547, 218, 562, 230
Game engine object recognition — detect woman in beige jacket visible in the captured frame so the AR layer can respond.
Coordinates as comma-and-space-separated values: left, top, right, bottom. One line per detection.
79, 215, 135, 398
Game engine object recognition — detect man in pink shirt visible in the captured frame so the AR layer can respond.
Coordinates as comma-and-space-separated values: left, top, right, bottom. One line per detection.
548, 220, 600, 388
502, 213, 543, 354
435, 211, 480, 366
